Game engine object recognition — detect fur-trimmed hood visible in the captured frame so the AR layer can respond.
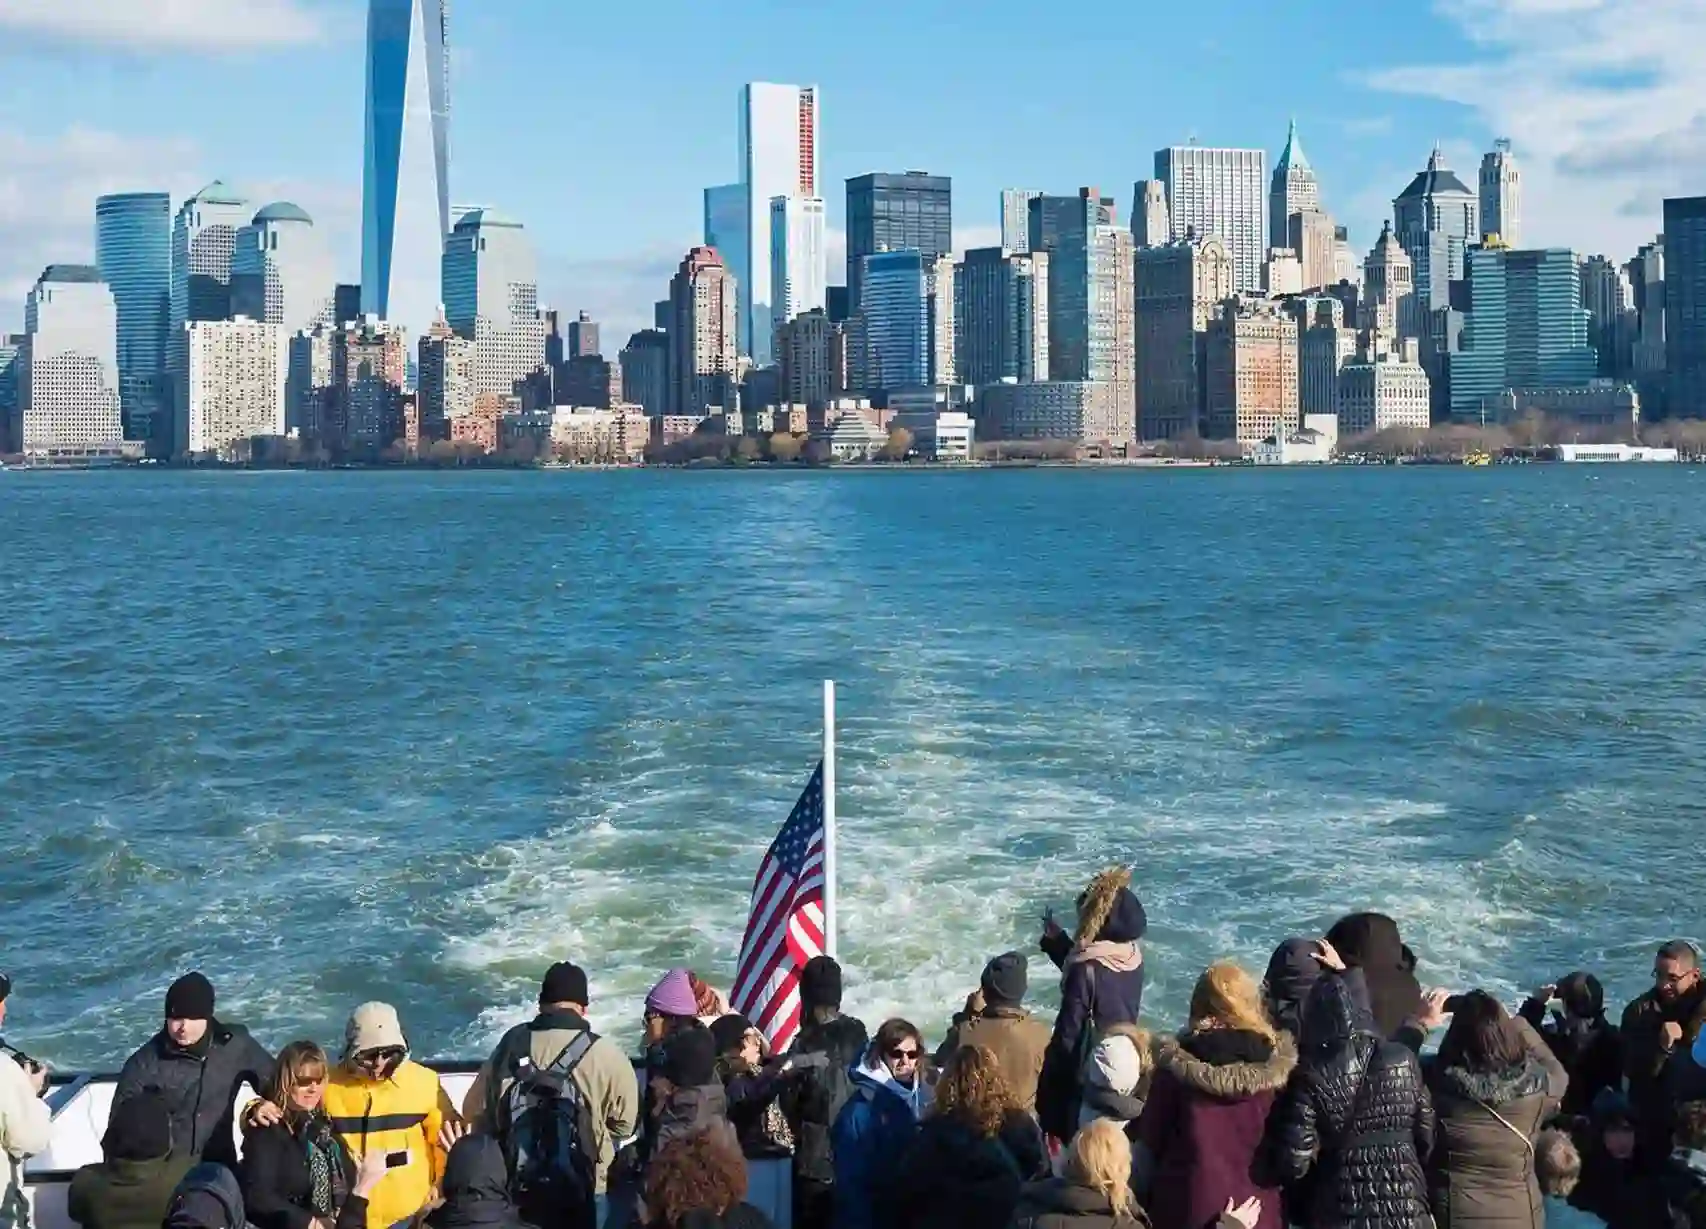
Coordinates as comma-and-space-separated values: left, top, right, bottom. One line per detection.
1074, 867, 1148, 946
1433, 1057, 1550, 1107
1154, 1030, 1297, 1100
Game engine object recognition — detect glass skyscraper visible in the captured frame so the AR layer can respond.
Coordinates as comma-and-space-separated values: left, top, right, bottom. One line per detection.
862, 250, 931, 392
1449, 247, 1597, 421
1666, 197, 1706, 417
362, 0, 451, 341
95, 192, 171, 446
846, 172, 952, 314
739, 83, 818, 365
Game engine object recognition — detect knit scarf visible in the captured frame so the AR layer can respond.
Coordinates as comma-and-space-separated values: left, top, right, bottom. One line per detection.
1064, 941, 1143, 986
300, 1114, 346, 1218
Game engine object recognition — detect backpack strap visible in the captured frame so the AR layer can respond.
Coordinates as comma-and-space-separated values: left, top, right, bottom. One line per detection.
545, 1030, 597, 1077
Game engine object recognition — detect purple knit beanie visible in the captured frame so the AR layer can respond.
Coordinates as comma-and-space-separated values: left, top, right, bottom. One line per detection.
646, 967, 699, 1017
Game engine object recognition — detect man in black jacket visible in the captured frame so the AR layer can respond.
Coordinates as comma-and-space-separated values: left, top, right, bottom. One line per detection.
782, 956, 867, 1229
1623, 941, 1706, 1170
113, 973, 274, 1168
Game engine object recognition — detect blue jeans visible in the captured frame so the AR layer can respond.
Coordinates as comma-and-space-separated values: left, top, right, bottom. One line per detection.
594, 1194, 609, 1227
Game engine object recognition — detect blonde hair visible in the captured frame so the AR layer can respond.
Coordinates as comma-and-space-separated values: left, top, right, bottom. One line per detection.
1189, 961, 1279, 1046
1066, 1119, 1135, 1217
268, 1040, 330, 1126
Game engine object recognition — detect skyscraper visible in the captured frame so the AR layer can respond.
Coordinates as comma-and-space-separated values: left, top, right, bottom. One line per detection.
1132, 181, 1171, 248
1134, 234, 1234, 440
231, 202, 336, 334
862, 250, 932, 392
418, 310, 474, 438
1030, 190, 1133, 413
1579, 254, 1635, 379
776, 308, 834, 406
1393, 147, 1478, 318
1205, 298, 1299, 443
846, 171, 952, 313
20, 265, 123, 458
95, 192, 170, 447
955, 247, 1049, 386
619, 329, 669, 416
1665, 197, 1706, 417
567, 311, 600, 359
668, 246, 738, 414
441, 209, 545, 397
1449, 247, 1597, 421
703, 183, 750, 352
1268, 121, 1319, 257
1363, 222, 1416, 337
361, 0, 451, 340
1479, 139, 1522, 247
1156, 144, 1267, 292
769, 194, 828, 332
739, 83, 818, 364
1001, 189, 1040, 253
185, 318, 289, 455
169, 181, 250, 458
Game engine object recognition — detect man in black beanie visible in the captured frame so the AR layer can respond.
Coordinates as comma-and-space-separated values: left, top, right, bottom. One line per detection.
934, 951, 1051, 1113
112, 972, 274, 1168
780, 955, 867, 1229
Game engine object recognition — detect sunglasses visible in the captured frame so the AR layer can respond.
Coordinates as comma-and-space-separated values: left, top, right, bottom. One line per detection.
356, 1047, 405, 1065
886, 1046, 920, 1062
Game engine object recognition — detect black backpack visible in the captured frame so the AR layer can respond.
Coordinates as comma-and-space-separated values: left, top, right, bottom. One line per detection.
493, 1031, 599, 1229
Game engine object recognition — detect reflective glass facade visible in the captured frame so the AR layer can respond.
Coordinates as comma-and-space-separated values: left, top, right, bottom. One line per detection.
847, 172, 951, 314
95, 192, 171, 445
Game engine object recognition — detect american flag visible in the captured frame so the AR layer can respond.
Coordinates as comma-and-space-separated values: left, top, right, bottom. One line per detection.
729, 762, 828, 1051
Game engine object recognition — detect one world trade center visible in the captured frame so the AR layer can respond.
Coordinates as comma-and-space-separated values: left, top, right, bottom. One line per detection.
361, 0, 450, 341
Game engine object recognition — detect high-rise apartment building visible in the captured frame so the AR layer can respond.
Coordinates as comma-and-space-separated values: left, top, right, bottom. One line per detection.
846, 171, 952, 314
1001, 189, 1040, 253
1580, 254, 1636, 379
739, 83, 818, 364
1156, 144, 1268, 292
619, 329, 669, 415
668, 246, 738, 414
185, 318, 289, 454
1205, 298, 1300, 443
1132, 181, 1171, 248
1479, 139, 1522, 247
231, 202, 336, 335
332, 316, 409, 450
776, 308, 834, 407
417, 310, 474, 439
769, 195, 828, 333
95, 192, 170, 447
1449, 247, 1598, 421
1665, 197, 1706, 417
19, 266, 123, 458
1268, 121, 1319, 258
1134, 234, 1235, 440
703, 183, 750, 353
168, 181, 249, 457
288, 326, 334, 441
954, 247, 1049, 386
442, 209, 545, 397
361, 0, 451, 340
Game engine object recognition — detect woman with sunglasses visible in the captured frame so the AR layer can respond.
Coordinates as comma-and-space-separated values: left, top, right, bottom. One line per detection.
830, 1020, 932, 1229
243, 1042, 369, 1229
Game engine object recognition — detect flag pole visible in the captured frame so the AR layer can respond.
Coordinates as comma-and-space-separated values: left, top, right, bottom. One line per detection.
822, 678, 837, 958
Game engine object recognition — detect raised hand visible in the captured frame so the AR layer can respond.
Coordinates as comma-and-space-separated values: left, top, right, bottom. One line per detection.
1224, 1196, 1262, 1229
1312, 939, 1346, 972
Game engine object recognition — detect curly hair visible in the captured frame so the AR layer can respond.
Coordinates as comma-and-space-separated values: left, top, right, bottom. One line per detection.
644, 1126, 748, 1229
931, 1045, 1013, 1139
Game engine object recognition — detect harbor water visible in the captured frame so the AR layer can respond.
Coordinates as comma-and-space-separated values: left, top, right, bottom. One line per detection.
2, 466, 1702, 1066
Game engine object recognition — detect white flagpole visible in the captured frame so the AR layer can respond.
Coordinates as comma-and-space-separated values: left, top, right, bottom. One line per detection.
822, 678, 837, 958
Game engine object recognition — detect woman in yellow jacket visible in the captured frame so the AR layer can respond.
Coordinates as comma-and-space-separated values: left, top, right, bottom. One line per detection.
322, 1003, 457, 1229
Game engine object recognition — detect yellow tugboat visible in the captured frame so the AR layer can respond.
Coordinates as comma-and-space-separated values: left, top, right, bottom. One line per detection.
1464, 450, 1492, 467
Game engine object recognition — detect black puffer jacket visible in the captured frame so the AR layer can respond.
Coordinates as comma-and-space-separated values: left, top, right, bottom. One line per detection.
112, 1023, 274, 1167
1271, 970, 1435, 1229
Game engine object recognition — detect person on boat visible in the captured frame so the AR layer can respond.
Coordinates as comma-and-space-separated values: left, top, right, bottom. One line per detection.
689, 975, 732, 1027
933, 953, 1052, 1115
1010, 1117, 1149, 1229
111, 973, 274, 1168
891, 1044, 1047, 1229
1565, 1092, 1664, 1229
424, 1136, 526, 1229
1515, 972, 1621, 1120
830, 1019, 931, 1229
779, 956, 867, 1229
460, 961, 638, 1228
67, 1092, 192, 1229
0, 971, 51, 1229
241, 1041, 373, 1229
1036, 868, 1147, 1141
1133, 961, 1295, 1229
1321, 915, 1422, 1040
163, 1164, 248, 1229
641, 1125, 776, 1229
1665, 1101, 1706, 1229
641, 971, 712, 1159
652, 1027, 733, 1153
1262, 939, 1323, 1046
1622, 940, 1706, 1169
710, 1014, 808, 1159
1423, 989, 1568, 1229
1075, 1026, 1149, 1143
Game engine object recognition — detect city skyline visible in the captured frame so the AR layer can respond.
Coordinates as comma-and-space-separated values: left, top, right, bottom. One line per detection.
0, 0, 1697, 345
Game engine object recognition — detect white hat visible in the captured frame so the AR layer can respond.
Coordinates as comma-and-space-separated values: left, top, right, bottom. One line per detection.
345, 1002, 406, 1056
1086, 1034, 1142, 1096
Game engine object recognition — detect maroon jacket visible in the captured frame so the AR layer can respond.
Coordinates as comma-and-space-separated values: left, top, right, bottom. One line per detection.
1134, 1028, 1297, 1229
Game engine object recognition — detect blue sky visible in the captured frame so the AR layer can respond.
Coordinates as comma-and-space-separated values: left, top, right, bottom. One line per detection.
0, 0, 1700, 342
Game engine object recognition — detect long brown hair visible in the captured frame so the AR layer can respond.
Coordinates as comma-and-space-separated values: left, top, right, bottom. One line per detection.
1066, 1119, 1136, 1217
1189, 961, 1279, 1045
268, 1040, 330, 1126
931, 1045, 1012, 1138
644, 1126, 747, 1228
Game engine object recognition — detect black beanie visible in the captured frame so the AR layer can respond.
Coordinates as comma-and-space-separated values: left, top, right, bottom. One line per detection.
710, 1013, 755, 1056
164, 972, 216, 1021
800, 955, 842, 1011
662, 1025, 718, 1088
539, 962, 589, 1007
104, 1091, 173, 1162
980, 952, 1028, 1008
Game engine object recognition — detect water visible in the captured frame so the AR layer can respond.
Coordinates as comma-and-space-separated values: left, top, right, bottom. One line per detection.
2, 466, 1702, 1069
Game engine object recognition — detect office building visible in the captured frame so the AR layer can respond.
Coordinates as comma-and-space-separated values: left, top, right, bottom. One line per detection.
1339, 339, 1432, 434
185, 318, 288, 454
619, 329, 669, 415
703, 183, 750, 352
332, 316, 408, 450
566, 310, 599, 360
1265, 249, 1304, 296
1580, 254, 1636, 379
668, 246, 738, 414
561, 354, 620, 408
1028, 190, 1113, 255
1205, 297, 1299, 443
334, 283, 363, 327
1268, 121, 1319, 258
1333, 226, 1361, 287
846, 171, 952, 312
1394, 147, 1477, 320
0, 335, 22, 453
361, 0, 451, 340
1156, 144, 1267, 291
1289, 208, 1338, 292
1363, 222, 1417, 337
95, 192, 171, 447
441, 209, 545, 397
1293, 298, 1357, 419
18, 265, 123, 458
954, 247, 1049, 386
1665, 198, 1706, 417
1479, 139, 1522, 246
975, 380, 1122, 447
769, 194, 828, 332
777, 308, 834, 406
417, 311, 474, 439
738, 83, 818, 363
1030, 190, 1133, 395
231, 202, 336, 335
168, 181, 250, 456
861, 249, 933, 392
1132, 180, 1170, 248
1001, 189, 1040, 253
1450, 247, 1597, 421
288, 326, 334, 441
1135, 234, 1235, 440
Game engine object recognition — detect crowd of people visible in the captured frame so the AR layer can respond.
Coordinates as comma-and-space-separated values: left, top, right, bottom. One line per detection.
2, 866, 1705, 1229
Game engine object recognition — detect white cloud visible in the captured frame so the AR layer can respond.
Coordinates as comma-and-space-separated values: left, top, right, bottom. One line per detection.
0, 0, 323, 51
1369, 0, 1706, 257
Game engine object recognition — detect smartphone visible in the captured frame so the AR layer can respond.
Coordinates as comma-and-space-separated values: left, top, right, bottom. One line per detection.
385, 1151, 410, 1169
